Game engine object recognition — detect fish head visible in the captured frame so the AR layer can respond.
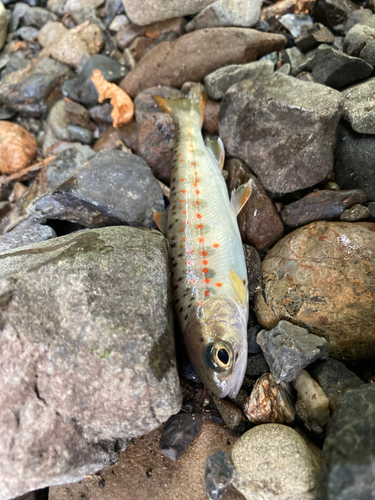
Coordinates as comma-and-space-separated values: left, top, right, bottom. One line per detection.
183, 296, 248, 398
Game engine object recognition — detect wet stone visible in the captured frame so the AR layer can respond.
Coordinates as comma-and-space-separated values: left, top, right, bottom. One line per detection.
225, 158, 284, 250
46, 145, 96, 190
89, 102, 114, 124
115, 23, 145, 50
22, 6, 58, 29
205, 450, 234, 500
220, 73, 343, 194
308, 358, 363, 411
204, 59, 274, 100
243, 244, 261, 300
62, 54, 127, 106
344, 20, 375, 66
335, 123, 375, 202
17, 26, 39, 43
316, 383, 375, 500
120, 28, 287, 97
212, 396, 246, 433
310, 44, 372, 89
257, 321, 328, 384
255, 221, 375, 360
159, 412, 202, 461
342, 78, 375, 134
32, 150, 164, 229
37, 21, 68, 47
283, 47, 316, 76
340, 203, 370, 221
0, 218, 56, 252
343, 8, 373, 33
246, 353, 269, 378
67, 124, 93, 144
279, 13, 313, 38
244, 372, 295, 424
312, 0, 358, 30
232, 424, 319, 500
281, 189, 367, 227
295, 23, 335, 52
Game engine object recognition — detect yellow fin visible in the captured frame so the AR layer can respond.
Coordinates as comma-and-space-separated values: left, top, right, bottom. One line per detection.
231, 178, 254, 216
229, 270, 248, 307
153, 84, 206, 124
152, 207, 169, 236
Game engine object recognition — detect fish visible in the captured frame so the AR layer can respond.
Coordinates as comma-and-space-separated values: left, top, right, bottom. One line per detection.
153, 84, 252, 398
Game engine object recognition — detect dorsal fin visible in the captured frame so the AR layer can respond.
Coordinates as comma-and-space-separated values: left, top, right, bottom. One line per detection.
152, 207, 169, 236
229, 270, 248, 307
231, 178, 254, 216
205, 135, 225, 171
153, 84, 206, 125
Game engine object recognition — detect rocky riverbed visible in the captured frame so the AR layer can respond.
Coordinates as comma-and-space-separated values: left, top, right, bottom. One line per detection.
0, 0, 374, 499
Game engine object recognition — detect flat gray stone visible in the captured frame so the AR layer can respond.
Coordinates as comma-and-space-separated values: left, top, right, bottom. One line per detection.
0, 226, 181, 500
342, 78, 375, 134
185, 0, 262, 31
204, 59, 274, 100
121, 0, 215, 25
0, 219, 56, 252
160, 412, 202, 461
219, 73, 343, 193
310, 44, 373, 89
257, 320, 328, 383
340, 203, 370, 221
32, 150, 164, 229
205, 450, 234, 500
316, 383, 375, 500
46, 145, 96, 190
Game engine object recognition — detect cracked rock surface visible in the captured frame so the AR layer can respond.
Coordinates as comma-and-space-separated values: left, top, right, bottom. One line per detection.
0, 226, 181, 500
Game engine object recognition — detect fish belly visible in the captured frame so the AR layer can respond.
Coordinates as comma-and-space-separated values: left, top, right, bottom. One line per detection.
167, 123, 247, 328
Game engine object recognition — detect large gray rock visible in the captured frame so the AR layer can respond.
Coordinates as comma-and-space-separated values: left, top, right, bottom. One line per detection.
257, 321, 328, 383
32, 150, 164, 228
45, 145, 96, 190
0, 226, 181, 500
219, 73, 343, 194
316, 383, 375, 500
0, 219, 56, 252
204, 59, 274, 100
232, 424, 320, 500
342, 78, 375, 134
344, 21, 375, 66
185, 0, 262, 31
121, 0, 215, 25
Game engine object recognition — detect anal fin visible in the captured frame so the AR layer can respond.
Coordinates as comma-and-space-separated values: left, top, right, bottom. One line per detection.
231, 178, 254, 216
229, 270, 248, 307
205, 135, 225, 171
153, 206, 169, 236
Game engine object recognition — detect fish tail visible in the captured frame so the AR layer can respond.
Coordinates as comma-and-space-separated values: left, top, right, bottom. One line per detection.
153, 83, 206, 125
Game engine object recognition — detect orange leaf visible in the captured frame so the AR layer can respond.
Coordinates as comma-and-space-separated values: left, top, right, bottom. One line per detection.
91, 70, 134, 127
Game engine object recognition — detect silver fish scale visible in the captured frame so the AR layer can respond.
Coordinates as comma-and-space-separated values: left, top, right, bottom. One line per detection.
167, 121, 247, 331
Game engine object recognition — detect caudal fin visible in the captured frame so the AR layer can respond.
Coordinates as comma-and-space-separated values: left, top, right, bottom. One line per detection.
153, 83, 206, 125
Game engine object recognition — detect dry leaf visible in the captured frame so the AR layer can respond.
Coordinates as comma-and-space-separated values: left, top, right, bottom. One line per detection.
91, 70, 134, 127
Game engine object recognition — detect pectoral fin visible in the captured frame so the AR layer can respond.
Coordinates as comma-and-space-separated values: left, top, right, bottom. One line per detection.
205, 135, 225, 171
152, 207, 169, 235
231, 178, 254, 216
229, 270, 248, 307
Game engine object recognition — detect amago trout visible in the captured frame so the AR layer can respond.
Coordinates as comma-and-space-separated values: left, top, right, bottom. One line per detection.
153, 84, 253, 398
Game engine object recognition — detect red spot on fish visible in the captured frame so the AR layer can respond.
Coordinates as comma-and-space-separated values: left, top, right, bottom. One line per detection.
216, 283, 222, 287
183, 210, 187, 214
181, 199, 186, 203
213, 243, 219, 248
202, 260, 208, 265
182, 237, 186, 241
202, 251, 208, 256
191, 162, 196, 166
181, 245, 185, 248
181, 189, 186, 193
193, 201, 199, 205
180, 178, 185, 182
178, 153, 182, 157
174, 198, 178, 202
179, 206, 183, 209
180, 159, 185, 163
204, 291, 210, 296
202, 268, 209, 274
196, 214, 202, 219
196, 190, 200, 194
187, 249, 194, 254
193, 182, 198, 187
198, 300, 203, 306
185, 261, 192, 265
179, 228, 184, 232
190, 278, 197, 284
204, 278, 210, 284
198, 237, 205, 243
197, 224, 203, 229
184, 220, 189, 225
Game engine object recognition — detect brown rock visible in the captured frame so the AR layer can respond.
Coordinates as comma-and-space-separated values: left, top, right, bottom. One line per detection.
312, 0, 358, 29
295, 23, 335, 53
42, 22, 104, 69
37, 21, 69, 47
129, 36, 154, 61
134, 86, 182, 184
225, 158, 284, 250
255, 221, 375, 360
243, 243, 261, 299
203, 99, 220, 133
145, 17, 187, 39
0, 122, 37, 175
49, 422, 244, 500
213, 396, 247, 432
281, 189, 367, 227
244, 372, 295, 424
120, 28, 287, 97
93, 122, 139, 153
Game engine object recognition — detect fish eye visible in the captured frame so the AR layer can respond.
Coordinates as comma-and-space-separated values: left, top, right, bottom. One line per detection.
205, 342, 233, 372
